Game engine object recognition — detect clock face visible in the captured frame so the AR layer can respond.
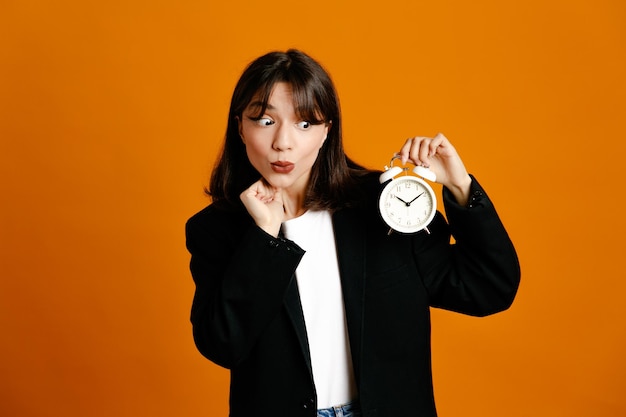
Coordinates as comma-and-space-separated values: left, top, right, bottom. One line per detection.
379, 176, 437, 234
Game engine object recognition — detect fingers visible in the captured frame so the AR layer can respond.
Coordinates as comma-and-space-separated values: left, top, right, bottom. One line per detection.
399, 133, 448, 167
240, 180, 284, 237
243, 180, 278, 204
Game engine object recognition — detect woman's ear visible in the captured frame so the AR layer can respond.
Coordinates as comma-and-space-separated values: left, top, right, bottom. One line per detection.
324, 120, 332, 141
236, 116, 245, 143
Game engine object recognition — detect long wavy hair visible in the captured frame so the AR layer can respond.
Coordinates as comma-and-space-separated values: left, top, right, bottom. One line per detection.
207, 49, 370, 211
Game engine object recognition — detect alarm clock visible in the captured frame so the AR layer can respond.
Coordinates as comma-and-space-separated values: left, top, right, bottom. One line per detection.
378, 155, 437, 234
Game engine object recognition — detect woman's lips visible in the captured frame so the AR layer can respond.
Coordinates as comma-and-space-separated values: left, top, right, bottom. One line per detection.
271, 161, 295, 173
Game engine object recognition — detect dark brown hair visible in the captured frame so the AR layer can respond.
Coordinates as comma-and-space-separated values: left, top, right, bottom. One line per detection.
208, 49, 370, 210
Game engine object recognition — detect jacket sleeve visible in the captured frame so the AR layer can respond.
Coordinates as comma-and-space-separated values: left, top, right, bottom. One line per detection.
415, 176, 521, 316
185, 209, 305, 368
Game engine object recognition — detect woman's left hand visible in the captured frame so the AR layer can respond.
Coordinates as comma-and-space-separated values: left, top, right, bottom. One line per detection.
397, 133, 472, 206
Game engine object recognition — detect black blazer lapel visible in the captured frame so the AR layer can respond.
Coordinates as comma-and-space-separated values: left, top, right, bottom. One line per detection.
283, 276, 314, 378
332, 207, 367, 380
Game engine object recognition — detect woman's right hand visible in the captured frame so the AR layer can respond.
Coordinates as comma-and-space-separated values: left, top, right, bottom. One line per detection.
240, 179, 285, 237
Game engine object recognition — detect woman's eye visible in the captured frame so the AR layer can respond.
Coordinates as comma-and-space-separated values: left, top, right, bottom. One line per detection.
255, 118, 274, 126
296, 121, 311, 130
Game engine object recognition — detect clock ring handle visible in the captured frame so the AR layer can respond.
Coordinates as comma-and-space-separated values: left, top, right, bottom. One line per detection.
382, 154, 437, 183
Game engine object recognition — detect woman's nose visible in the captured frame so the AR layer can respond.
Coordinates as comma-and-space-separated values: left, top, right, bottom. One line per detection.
272, 123, 293, 151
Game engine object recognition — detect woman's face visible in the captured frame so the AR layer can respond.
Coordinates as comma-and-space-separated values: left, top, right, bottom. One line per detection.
238, 82, 329, 195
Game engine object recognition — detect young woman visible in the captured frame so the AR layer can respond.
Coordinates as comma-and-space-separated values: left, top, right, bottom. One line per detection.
186, 49, 520, 417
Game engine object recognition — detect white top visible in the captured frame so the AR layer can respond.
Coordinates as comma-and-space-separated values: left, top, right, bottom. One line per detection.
282, 210, 357, 408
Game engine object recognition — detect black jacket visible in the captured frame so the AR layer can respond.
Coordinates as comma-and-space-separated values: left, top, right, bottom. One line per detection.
186, 175, 520, 417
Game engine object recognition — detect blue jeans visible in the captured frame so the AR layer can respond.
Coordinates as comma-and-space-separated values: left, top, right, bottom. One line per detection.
317, 401, 361, 417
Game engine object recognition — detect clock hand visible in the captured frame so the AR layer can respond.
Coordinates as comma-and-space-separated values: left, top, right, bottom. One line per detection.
407, 192, 424, 206
395, 195, 411, 206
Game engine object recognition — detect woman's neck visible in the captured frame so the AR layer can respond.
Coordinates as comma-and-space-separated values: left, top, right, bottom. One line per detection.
281, 188, 307, 221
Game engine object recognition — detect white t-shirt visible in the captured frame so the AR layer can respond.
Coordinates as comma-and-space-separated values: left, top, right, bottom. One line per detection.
282, 210, 357, 408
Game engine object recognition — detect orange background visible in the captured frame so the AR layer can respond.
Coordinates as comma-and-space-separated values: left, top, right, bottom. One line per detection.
1, 0, 625, 416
